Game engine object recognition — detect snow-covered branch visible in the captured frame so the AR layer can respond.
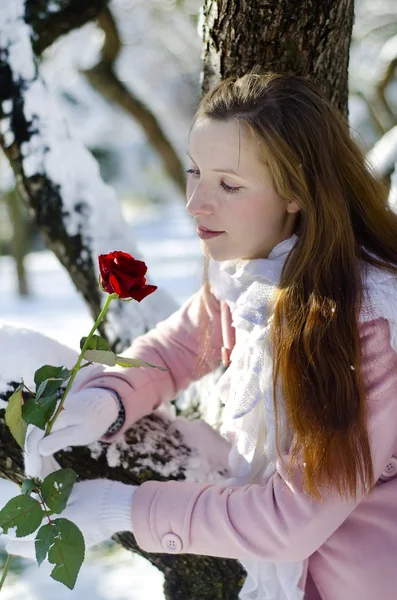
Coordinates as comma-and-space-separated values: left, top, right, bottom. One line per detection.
366, 125, 397, 178
365, 124, 397, 214
25, 0, 109, 55
0, 1, 177, 350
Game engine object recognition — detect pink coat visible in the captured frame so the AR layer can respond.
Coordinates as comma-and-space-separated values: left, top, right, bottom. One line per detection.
78, 287, 397, 599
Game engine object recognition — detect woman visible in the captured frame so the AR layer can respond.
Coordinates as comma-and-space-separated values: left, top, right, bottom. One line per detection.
11, 73, 397, 599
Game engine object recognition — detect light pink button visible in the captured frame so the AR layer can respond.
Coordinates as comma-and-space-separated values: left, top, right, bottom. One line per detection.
380, 457, 397, 481
161, 533, 183, 553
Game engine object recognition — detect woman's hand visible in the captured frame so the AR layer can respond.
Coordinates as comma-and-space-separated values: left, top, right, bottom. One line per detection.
5, 477, 137, 560
23, 388, 121, 478
12, 432, 137, 562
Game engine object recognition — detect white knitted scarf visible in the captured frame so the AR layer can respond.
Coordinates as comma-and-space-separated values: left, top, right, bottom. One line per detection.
208, 234, 397, 600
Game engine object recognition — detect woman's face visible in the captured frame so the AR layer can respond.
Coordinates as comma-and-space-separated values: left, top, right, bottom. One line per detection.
186, 118, 299, 261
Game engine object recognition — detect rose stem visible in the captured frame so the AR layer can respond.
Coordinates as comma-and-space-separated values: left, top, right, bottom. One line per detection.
45, 292, 118, 435
0, 555, 13, 591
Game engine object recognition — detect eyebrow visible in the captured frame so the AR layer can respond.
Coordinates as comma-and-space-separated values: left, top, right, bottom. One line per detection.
186, 152, 242, 177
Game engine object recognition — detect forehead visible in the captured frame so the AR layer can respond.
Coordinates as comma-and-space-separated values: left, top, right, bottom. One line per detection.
188, 118, 266, 176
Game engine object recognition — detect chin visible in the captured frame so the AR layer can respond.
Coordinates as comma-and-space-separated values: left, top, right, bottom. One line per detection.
200, 238, 249, 262
202, 247, 240, 262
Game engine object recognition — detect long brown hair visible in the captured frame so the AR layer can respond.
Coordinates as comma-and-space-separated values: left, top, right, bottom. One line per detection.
196, 72, 397, 500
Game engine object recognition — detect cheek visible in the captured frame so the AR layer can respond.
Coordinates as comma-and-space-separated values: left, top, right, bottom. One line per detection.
244, 191, 284, 222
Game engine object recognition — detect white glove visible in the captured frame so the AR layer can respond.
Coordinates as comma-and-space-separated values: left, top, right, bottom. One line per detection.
24, 426, 63, 480
25, 387, 120, 461
5, 476, 136, 560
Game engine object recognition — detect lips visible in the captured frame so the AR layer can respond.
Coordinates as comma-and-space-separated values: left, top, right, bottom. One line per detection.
198, 226, 224, 234
196, 227, 225, 240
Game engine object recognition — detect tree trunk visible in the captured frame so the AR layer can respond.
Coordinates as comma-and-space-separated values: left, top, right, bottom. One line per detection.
202, 0, 354, 116
0, 0, 354, 598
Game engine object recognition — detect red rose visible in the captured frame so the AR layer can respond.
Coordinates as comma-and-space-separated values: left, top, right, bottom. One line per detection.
98, 251, 157, 301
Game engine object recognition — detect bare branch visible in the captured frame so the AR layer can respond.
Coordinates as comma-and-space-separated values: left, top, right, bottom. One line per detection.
82, 7, 187, 195
96, 6, 121, 66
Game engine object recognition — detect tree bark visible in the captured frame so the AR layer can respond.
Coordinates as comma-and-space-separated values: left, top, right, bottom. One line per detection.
202, 0, 354, 116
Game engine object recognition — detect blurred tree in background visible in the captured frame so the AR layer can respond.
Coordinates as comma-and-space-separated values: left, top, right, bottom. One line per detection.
1, 0, 397, 598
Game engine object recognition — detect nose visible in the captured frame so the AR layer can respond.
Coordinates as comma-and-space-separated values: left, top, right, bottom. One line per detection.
186, 182, 214, 217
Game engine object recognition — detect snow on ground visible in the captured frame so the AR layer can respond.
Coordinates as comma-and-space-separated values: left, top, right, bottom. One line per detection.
0, 199, 203, 599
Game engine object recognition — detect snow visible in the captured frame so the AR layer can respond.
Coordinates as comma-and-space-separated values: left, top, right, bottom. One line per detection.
0, 199, 204, 599
0, 535, 166, 600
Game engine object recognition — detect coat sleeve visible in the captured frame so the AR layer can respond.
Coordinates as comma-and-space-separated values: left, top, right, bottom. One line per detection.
74, 286, 223, 438
129, 317, 397, 561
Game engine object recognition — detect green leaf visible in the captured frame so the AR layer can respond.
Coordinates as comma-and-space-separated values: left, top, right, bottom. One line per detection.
21, 479, 37, 495
34, 365, 70, 389
41, 469, 77, 514
82, 349, 117, 366
34, 365, 70, 400
5, 387, 27, 448
22, 394, 58, 430
0, 495, 43, 537
35, 518, 85, 589
115, 356, 167, 371
79, 335, 110, 352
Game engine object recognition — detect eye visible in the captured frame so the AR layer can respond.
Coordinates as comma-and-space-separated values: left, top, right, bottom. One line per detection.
220, 180, 241, 193
186, 168, 200, 177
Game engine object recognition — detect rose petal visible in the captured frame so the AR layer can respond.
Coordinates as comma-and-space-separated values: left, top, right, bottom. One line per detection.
109, 273, 131, 297
128, 284, 158, 302
119, 258, 147, 278
113, 272, 145, 288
